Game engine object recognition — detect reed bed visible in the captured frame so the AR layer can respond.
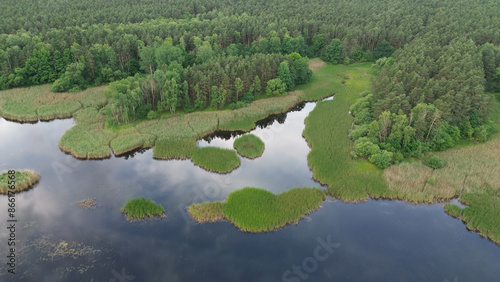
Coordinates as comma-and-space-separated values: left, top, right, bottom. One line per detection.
58, 122, 116, 159
37, 102, 82, 120
302, 63, 389, 202
182, 112, 219, 137
0, 84, 108, 122
188, 202, 225, 223
111, 133, 156, 156
0, 170, 40, 194
189, 187, 325, 232
460, 190, 500, 244
137, 117, 196, 140
73, 108, 104, 124
444, 203, 462, 219
190, 147, 241, 173
308, 58, 327, 72
152, 138, 198, 159
233, 134, 265, 158
121, 197, 165, 221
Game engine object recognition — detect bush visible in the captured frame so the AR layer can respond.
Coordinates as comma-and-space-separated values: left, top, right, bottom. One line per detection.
369, 150, 393, 169
354, 137, 381, 157
229, 101, 247, 109
147, 110, 158, 120
425, 155, 445, 169
349, 124, 369, 141
427, 176, 436, 185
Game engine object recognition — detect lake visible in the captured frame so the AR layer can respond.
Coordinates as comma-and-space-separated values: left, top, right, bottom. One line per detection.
0, 100, 499, 281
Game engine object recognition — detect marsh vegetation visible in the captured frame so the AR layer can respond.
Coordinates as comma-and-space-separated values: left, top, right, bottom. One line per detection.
121, 197, 165, 221
233, 134, 265, 159
0, 170, 40, 194
189, 187, 325, 233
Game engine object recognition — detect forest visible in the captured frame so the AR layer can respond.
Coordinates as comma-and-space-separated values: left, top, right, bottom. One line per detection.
1, 0, 500, 164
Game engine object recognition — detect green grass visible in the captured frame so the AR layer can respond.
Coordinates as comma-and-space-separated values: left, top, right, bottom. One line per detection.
188, 187, 326, 232
190, 147, 241, 173
460, 190, 500, 244
0, 84, 108, 122
444, 203, 463, 219
188, 202, 225, 222
153, 139, 198, 160
120, 197, 165, 221
233, 134, 265, 158
302, 63, 390, 202
0, 170, 40, 194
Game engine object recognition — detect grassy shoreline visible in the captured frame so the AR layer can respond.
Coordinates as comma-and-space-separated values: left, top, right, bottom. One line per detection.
188, 187, 326, 233
0, 170, 40, 195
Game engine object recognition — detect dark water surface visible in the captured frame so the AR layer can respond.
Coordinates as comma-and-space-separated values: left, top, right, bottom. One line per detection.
0, 102, 499, 282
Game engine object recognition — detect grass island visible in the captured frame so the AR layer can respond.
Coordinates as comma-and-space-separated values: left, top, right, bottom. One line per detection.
121, 197, 165, 221
233, 134, 265, 159
0, 170, 40, 195
188, 187, 326, 233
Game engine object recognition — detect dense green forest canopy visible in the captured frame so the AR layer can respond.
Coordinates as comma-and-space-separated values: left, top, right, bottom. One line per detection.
1, 0, 500, 165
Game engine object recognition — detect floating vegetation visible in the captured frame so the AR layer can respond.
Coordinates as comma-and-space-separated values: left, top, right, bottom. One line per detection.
0, 170, 40, 194
121, 197, 165, 221
75, 198, 98, 209
233, 134, 265, 158
189, 187, 326, 233
190, 147, 241, 173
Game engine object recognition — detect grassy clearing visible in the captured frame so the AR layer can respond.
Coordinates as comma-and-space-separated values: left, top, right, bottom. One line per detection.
302, 63, 390, 202
121, 197, 165, 221
233, 134, 265, 158
188, 187, 326, 232
190, 147, 241, 173
0, 170, 40, 195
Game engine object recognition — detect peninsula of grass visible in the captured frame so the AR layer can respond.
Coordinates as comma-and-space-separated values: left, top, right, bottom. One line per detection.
233, 134, 265, 158
302, 63, 390, 202
120, 197, 165, 221
0, 170, 40, 195
188, 187, 326, 233
190, 147, 241, 173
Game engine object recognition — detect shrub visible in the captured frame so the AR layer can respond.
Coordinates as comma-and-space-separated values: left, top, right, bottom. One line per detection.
425, 155, 445, 169
427, 176, 436, 185
369, 150, 393, 169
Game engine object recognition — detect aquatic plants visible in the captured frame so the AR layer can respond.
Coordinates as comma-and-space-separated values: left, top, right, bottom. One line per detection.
0, 170, 40, 194
121, 197, 165, 221
189, 187, 326, 233
233, 134, 265, 158
190, 147, 241, 173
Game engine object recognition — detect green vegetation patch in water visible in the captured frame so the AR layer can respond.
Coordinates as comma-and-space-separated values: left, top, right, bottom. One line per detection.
190, 147, 241, 173
460, 190, 500, 245
233, 134, 265, 158
444, 203, 462, 219
0, 170, 40, 194
121, 197, 165, 221
189, 187, 326, 233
